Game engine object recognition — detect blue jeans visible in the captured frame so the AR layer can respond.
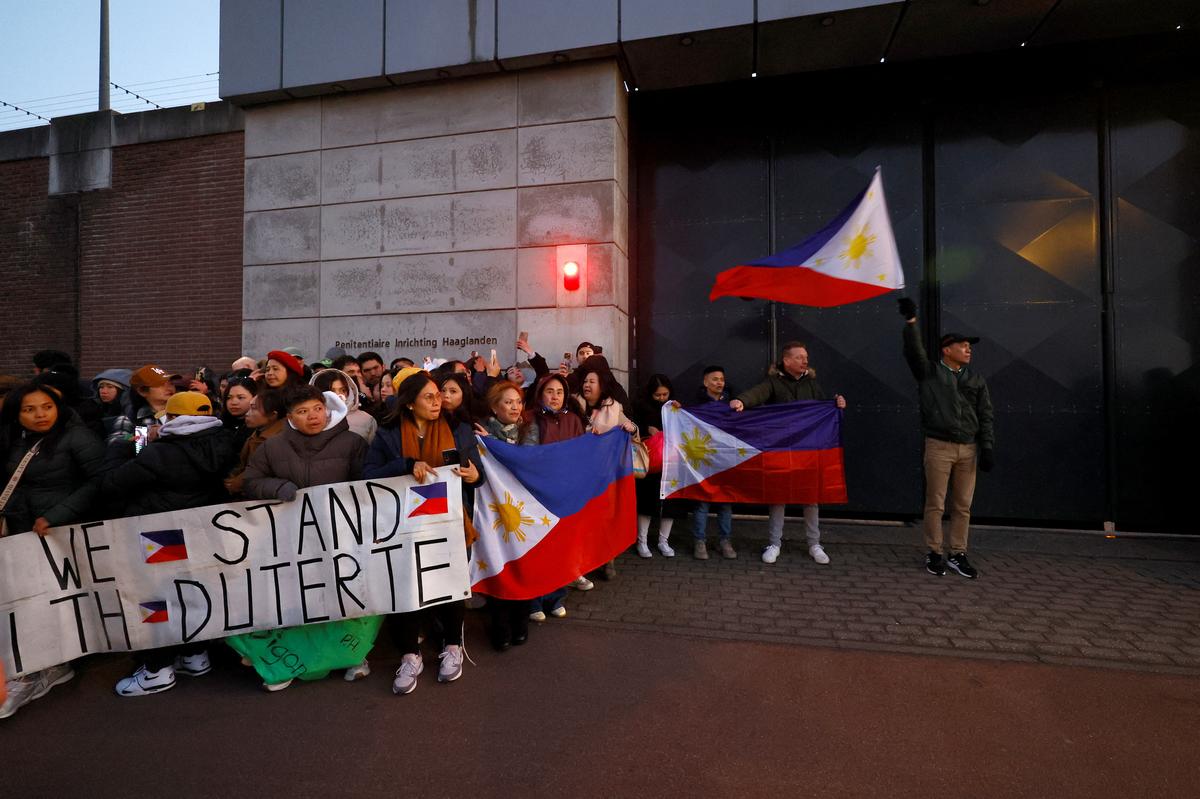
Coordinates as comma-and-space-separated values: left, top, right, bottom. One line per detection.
692, 502, 732, 541
530, 586, 568, 614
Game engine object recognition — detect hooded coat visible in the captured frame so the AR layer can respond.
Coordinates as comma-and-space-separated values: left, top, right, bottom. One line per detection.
311, 368, 378, 444
101, 414, 238, 517
522, 374, 584, 445
1, 413, 105, 534
83, 368, 132, 439
242, 391, 367, 500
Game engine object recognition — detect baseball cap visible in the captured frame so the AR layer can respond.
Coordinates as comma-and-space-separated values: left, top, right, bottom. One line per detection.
130, 364, 181, 388
940, 333, 980, 347
282, 346, 304, 360
164, 391, 213, 416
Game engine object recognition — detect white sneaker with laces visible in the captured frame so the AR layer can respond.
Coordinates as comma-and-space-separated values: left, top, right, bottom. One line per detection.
809, 544, 830, 565
762, 544, 781, 564
344, 660, 371, 681
529, 610, 547, 622
438, 645, 464, 683
636, 541, 653, 558
115, 665, 176, 697
658, 539, 675, 557
549, 606, 567, 619
393, 653, 423, 695
263, 679, 293, 692
174, 651, 212, 677
571, 575, 594, 591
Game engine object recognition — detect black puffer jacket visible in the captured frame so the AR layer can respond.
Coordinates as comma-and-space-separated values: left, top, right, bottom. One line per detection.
101, 419, 238, 517
242, 418, 367, 499
1, 414, 105, 533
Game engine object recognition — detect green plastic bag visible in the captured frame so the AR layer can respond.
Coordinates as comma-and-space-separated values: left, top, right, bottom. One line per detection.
227, 616, 383, 684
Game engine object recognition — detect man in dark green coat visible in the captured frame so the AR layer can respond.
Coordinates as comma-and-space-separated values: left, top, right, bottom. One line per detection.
899, 298, 994, 579
732, 342, 846, 565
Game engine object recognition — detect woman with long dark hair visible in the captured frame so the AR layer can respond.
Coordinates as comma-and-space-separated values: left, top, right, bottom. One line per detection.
311, 367, 378, 444
364, 372, 483, 695
261, 350, 307, 392
631, 374, 685, 559
220, 375, 258, 452
0, 381, 105, 718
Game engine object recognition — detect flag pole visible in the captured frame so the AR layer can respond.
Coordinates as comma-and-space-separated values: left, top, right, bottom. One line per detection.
767, 137, 779, 360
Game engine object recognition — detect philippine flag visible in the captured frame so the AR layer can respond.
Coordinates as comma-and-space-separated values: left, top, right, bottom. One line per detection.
661, 400, 847, 505
140, 530, 188, 564
407, 481, 449, 518
139, 601, 170, 624
709, 169, 904, 307
470, 430, 636, 600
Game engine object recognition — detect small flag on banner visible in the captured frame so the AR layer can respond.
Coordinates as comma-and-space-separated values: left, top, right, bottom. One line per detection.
408, 481, 449, 518
139, 601, 169, 624
140, 530, 188, 564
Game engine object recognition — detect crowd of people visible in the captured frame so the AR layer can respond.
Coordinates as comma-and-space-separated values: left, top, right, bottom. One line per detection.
0, 298, 995, 719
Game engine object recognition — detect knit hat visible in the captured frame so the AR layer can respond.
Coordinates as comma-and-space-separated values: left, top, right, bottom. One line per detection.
266, 350, 305, 378
130, 364, 180, 389
165, 391, 213, 417
391, 366, 424, 392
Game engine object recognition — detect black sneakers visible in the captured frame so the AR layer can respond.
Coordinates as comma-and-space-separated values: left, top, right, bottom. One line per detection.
947, 553, 978, 579
925, 552, 946, 576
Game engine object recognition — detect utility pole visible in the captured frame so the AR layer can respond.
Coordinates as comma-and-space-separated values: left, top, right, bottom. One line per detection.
99, 0, 110, 111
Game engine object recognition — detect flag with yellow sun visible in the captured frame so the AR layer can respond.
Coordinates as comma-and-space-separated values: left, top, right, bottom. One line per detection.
470, 430, 637, 600
661, 400, 847, 505
709, 168, 904, 307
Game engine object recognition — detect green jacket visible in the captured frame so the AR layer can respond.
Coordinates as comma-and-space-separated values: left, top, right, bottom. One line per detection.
902, 323, 994, 449
737, 367, 826, 408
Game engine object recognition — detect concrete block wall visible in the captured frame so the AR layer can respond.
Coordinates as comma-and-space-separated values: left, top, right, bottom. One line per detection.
242, 59, 630, 382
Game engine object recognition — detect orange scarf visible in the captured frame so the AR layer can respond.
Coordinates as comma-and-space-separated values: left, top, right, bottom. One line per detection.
400, 417, 478, 547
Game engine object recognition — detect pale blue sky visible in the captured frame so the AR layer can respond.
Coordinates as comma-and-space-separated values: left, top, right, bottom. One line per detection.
0, 0, 220, 132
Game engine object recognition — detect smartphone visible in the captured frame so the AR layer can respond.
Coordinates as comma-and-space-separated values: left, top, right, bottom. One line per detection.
518, 331, 528, 344
440, 448, 461, 466
134, 426, 149, 455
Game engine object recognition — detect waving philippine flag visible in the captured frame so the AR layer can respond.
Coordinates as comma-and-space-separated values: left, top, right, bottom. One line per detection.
710, 169, 903, 307
661, 400, 847, 505
470, 430, 636, 600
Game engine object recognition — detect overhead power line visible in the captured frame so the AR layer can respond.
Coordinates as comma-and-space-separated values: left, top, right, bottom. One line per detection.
0, 99, 50, 122
108, 80, 163, 109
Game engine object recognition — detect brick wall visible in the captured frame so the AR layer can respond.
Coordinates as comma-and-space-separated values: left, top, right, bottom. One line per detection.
0, 131, 244, 382
0, 158, 79, 379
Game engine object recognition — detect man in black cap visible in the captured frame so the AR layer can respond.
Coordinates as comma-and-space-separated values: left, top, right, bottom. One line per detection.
899, 298, 994, 579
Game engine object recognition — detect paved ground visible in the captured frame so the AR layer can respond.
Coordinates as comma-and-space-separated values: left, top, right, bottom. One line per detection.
3, 519, 1199, 798
570, 519, 1200, 675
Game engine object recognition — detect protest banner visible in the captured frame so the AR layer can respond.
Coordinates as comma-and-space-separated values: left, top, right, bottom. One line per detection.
0, 475, 470, 678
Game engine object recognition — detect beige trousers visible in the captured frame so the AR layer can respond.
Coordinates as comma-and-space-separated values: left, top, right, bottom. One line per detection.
923, 437, 977, 554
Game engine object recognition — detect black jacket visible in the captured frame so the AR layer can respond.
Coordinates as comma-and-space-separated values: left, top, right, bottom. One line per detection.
902, 324, 995, 448
102, 423, 238, 517
363, 419, 484, 517
1, 415, 105, 533
737, 368, 826, 408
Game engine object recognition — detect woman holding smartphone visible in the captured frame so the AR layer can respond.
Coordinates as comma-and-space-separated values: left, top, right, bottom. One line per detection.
363, 372, 483, 695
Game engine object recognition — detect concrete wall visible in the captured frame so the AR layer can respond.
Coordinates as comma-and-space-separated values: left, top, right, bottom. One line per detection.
241, 59, 630, 380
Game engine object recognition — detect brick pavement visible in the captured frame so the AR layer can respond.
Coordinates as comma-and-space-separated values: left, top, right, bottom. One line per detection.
563, 520, 1200, 675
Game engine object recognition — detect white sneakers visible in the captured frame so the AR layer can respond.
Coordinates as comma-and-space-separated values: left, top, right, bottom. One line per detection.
1, 664, 75, 718
571, 575, 594, 591
530, 609, 547, 622
344, 660, 371, 681
637, 540, 653, 558
809, 544, 830, 565
438, 645, 464, 683
550, 606, 567, 618
174, 651, 212, 677
658, 539, 675, 557
116, 664, 176, 697
393, 653, 424, 694
761, 544, 781, 564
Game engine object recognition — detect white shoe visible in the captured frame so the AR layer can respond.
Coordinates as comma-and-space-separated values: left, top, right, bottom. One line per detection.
393, 653, 423, 695
173, 651, 211, 677
529, 610, 547, 622
637, 541, 653, 558
438, 645, 464, 683
0, 665, 75, 719
115, 665, 175, 697
263, 679, 293, 692
809, 544, 830, 565
658, 539, 675, 557
549, 606, 567, 619
344, 660, 370, 681
762, 545, 781, 564
571, 576, 594, 591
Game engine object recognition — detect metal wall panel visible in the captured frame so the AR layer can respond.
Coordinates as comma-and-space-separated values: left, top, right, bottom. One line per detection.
219, 0, 284, 100
282, 0, 385, 90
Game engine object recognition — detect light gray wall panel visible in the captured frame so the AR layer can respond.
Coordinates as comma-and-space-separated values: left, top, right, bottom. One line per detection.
497, 0, 618, 59
620, 0, 753, 41
245, 151, 321, 211
243, 263, 321, 319
385, 0, 496, 73
758, 0, 898, 20
282, 0, 384, 88
219, 0, 283, 98
321, 250, 516, 316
